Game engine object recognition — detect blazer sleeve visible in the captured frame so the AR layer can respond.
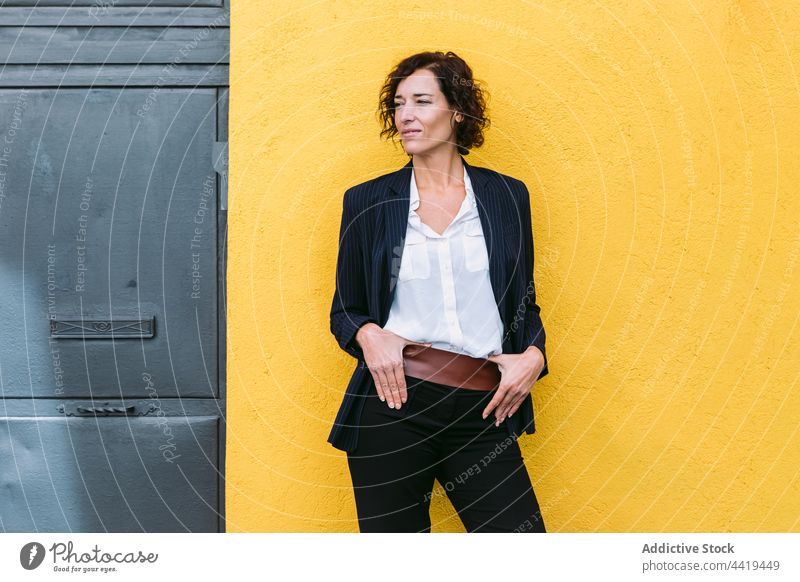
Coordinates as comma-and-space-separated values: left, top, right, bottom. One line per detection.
329, 187, 377, 361
518, 182, 549, 380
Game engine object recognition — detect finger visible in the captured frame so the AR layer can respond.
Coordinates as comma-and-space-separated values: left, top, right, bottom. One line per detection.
391, 362, 405, 408
494, 389, 519, 425
507, 394, 526, 418
384, 365, 401, 409
482, 388, 506, 420
508, 378, 536, 417
495, 387, 515, 416
375, 366, 394, 408
368, 365, 386, 402
503, 390, 529, 422
505, 389, 527, 418
392, 361, 408, 405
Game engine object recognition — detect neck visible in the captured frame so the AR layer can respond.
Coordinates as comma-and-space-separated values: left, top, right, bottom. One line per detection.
411, 149, 464, 193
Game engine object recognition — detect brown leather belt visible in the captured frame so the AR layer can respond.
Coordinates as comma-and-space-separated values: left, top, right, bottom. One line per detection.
402, 345, 500, 391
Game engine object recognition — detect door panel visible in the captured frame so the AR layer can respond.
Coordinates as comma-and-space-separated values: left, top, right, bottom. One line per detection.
0, 2, 228, 532
0, 27, 228, 63
0, 415, 219, 532
0, 88, 218, 399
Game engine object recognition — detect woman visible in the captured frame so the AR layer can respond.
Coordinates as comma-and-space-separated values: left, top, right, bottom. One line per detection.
329, 51, 550, 533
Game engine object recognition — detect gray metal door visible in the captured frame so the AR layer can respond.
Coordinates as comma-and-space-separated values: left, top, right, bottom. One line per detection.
0, 2, 229, 532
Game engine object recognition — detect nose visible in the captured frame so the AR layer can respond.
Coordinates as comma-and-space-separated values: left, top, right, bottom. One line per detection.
397, 103, 415, 125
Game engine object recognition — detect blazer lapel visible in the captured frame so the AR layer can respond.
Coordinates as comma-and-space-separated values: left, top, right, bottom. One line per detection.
383, 158, 414, 316
384, 155, 507, 314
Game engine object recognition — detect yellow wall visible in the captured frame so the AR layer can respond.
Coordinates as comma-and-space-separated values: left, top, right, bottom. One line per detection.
228, 1, 800, 532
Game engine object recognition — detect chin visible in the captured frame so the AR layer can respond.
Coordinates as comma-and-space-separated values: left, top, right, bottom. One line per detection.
402, 141, 437, 157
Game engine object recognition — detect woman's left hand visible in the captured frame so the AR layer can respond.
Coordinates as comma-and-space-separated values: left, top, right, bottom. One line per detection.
483, 346, 545, 427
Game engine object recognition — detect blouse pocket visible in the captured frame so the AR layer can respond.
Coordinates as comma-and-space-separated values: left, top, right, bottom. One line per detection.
462, 218, 490, 272
398, 229, 431, 281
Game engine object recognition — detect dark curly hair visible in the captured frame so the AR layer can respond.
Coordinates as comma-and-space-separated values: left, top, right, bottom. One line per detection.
377, 51, 490, 156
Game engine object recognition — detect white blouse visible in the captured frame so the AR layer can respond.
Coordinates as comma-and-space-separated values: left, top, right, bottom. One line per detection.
382, 166, 504, 359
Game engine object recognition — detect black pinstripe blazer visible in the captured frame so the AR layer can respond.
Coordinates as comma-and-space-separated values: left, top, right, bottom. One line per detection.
328, 155, 549, 452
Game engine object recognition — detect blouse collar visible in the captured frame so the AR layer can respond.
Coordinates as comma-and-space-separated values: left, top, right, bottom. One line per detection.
409, 164, 476, 215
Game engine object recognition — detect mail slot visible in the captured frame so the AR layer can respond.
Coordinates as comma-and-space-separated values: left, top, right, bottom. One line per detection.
50, 317, 156, 339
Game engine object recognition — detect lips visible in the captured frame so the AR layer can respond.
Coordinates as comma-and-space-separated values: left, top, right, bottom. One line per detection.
401, 130, 421, 137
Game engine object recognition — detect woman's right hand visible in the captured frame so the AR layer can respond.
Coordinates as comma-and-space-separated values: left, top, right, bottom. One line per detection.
355, 323, 431, 409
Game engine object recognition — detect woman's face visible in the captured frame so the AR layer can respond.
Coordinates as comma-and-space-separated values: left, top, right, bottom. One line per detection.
394, 68, 462, 156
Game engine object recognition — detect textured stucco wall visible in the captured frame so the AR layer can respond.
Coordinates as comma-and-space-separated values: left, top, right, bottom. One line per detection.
228, 1, 800, 532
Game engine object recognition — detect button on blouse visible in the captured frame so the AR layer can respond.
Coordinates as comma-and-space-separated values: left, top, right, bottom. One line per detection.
382, 166, 504, 359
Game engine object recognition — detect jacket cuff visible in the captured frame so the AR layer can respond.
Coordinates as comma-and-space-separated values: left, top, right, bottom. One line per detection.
338, 314, 376, 360
528, 336, 548, 381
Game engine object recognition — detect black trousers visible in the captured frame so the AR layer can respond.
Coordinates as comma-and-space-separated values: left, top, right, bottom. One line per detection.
346, 375, 546, 533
